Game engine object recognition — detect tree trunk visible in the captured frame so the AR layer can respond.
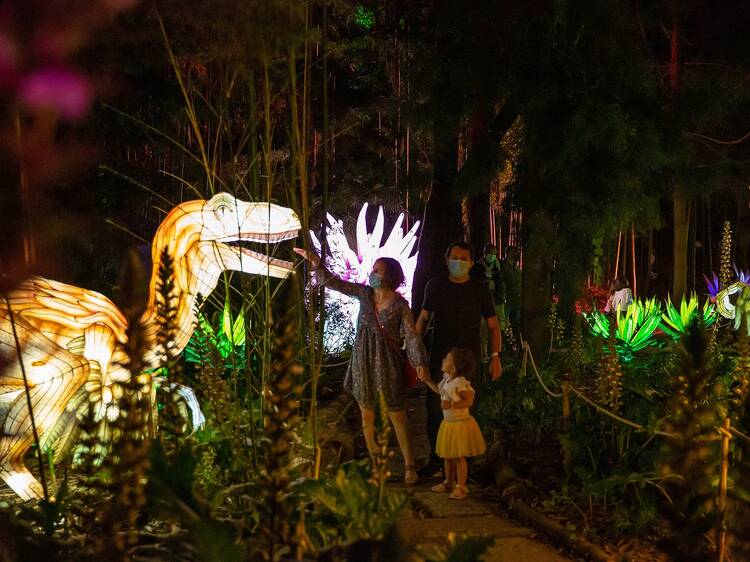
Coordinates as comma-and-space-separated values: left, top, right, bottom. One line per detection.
411, 114, 462, 312
411, 177, 463, 314
521, 166, 551, 354
673, 189, 689, 301
467, 192, 490, 256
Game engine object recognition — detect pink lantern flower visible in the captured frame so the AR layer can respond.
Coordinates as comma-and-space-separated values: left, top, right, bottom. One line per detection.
18, 66, 92, 120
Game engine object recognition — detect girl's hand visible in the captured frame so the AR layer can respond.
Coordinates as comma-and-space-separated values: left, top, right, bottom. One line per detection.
441, 400, 452, 410
293, 248, 321, 268
416, 366, 429, 381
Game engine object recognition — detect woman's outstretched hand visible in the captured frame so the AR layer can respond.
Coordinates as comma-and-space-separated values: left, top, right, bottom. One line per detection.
293, 247, 321, 268
416, 366, 429, 382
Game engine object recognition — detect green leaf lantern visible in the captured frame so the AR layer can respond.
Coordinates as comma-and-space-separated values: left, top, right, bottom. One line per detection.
659, 294, 717, 341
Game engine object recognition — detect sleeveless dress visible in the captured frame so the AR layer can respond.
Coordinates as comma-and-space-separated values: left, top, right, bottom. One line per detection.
435, 374, 486, 458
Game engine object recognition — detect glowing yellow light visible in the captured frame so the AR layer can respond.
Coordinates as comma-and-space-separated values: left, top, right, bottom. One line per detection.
0, 193, 300, 499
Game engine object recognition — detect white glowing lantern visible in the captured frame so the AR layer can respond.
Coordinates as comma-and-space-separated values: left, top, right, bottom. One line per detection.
310, 203, 420, 353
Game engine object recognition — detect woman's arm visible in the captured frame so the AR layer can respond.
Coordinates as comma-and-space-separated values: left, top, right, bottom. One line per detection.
400, 301, 429, 368
294, 248, 369, 298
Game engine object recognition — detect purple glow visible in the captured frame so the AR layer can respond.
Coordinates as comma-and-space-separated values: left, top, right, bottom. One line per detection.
704, 272, 720, 298
734, 265, 750, 285
310, 203, 420, 353
18, 66, 92, 120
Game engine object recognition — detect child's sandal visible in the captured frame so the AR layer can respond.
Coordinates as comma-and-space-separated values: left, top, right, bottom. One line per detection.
431, 481, 452, 493
449, 484, 468, 500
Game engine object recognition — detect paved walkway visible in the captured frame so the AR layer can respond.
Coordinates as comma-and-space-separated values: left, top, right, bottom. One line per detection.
395, 482, 575, 562
386, 390, 574, 561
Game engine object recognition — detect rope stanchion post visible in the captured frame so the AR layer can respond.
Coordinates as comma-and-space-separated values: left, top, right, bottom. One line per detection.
717, 417, 730, 562
561, 381, 572, 492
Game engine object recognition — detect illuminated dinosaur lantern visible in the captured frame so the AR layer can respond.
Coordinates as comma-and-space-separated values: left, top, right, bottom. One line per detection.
0, 193, 301, 500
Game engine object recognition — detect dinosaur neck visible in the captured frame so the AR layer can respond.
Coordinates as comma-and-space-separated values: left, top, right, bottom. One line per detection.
140, 260, 221, 369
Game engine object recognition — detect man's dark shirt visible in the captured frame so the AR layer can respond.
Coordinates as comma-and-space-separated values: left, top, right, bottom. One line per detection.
421, 276, 496, 379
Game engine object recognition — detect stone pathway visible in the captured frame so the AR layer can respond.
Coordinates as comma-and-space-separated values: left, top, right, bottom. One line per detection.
385, 390, 574, 561
395, 482, 575, 562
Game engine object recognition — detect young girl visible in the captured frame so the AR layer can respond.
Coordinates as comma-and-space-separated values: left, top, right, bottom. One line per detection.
418, 348, 486, 499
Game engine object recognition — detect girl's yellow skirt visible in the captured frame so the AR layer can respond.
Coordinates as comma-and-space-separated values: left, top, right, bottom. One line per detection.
435, 415, 486, 459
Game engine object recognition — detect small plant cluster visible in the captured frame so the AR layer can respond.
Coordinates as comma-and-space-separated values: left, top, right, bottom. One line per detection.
595, 334, 624, 413
584, 295, 717, 359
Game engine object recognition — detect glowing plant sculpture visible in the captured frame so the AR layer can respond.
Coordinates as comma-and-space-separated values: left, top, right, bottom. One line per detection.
310, 203, 420, 353
185, 298, 246, 368
0, 193, 300, 499
585, 298, 662, 359
704, 272, 720, 301
716, 281, 750, 320
716, 281, 750, 334
660, 295, 717, 341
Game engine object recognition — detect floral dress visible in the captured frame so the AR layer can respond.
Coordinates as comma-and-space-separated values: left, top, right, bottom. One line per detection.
319, 270, 428, 410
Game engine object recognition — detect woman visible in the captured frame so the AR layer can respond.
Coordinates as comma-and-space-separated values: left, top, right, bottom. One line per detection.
294, 248, 428, 484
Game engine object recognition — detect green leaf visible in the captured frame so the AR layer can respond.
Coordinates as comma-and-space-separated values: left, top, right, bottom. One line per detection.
231, 307, 246, 347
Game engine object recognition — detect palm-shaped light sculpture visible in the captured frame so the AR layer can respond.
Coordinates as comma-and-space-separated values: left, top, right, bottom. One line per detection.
310, 203, 420, 353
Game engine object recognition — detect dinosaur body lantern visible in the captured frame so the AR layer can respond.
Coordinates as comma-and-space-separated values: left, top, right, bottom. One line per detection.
0, 193, 301, 499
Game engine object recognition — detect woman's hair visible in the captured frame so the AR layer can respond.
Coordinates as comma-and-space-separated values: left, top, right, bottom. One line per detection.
375, 257, 406, 289
449, 347, 475, 378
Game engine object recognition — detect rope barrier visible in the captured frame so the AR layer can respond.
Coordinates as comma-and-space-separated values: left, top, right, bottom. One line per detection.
729, 426, 750, 445
521, 341, 675, 437
567, 384, 677, 438
521, 342, 562, 398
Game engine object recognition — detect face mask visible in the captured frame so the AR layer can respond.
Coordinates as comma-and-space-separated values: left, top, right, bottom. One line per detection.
486, 254, 496, 263
368, 272, 383, 288
448, 259, 470, 278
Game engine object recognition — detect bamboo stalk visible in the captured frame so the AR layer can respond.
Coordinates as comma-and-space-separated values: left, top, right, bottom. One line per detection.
614, 231, 622, 279
631, 225, 637, 299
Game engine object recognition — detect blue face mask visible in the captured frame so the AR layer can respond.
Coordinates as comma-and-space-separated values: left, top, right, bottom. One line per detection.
448, 259, 470, 278
368, 272, 383, 288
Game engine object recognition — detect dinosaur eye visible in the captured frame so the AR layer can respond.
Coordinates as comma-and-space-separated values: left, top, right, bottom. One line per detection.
213, 203, 232, 218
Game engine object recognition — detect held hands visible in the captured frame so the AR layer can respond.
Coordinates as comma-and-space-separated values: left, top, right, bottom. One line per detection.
416, 366, 429, 382
293, 248, 321, 268
441, 400, 452, 410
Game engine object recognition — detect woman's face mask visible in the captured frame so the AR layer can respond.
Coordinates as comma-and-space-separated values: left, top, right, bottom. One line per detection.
486, 254, 497, 263
368, 272, 383, 288
448, 259, 471, 278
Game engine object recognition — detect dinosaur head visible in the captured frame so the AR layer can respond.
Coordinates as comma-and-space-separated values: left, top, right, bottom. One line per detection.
198, 192, 301, 278
151, 193, 301, 301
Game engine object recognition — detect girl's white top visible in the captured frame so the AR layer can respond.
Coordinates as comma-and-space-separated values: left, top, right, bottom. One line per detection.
438, 374, 475, 421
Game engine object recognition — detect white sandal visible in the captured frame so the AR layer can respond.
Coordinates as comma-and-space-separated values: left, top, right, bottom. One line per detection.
431, 481, 452, 493
449, 484, 468, 500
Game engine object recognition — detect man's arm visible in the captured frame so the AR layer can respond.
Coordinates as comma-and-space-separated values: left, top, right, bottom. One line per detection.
486, 315, 502, 380
415, 309, 432, 337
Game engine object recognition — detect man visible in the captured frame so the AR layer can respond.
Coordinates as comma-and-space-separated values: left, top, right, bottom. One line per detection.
474, 243, 505, 321
416, 241, 502, 476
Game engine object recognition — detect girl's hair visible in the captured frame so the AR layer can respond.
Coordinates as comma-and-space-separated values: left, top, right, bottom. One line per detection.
611, 277, 629, 291
375, 257, 406, 289
449, 347, 475, 378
